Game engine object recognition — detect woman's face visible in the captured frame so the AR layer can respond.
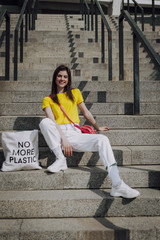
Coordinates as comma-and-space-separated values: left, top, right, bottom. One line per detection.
56, 70, 69, 93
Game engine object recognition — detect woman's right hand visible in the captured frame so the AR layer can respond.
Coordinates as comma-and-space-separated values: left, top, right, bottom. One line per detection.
44, 107, 73, 156
61, 137, 73, 157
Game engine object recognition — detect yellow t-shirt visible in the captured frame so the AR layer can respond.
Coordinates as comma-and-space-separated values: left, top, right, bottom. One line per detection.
42, 88, 84, 125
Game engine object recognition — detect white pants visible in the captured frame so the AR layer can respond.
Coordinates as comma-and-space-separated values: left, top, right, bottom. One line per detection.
39, 118, 117, 169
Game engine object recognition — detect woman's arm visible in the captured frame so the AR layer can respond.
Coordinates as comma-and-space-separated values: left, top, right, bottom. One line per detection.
44, 107, 73, 156
78, 102, 109, 131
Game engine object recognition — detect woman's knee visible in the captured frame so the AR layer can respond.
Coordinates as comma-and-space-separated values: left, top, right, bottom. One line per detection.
99, 134, 109, 142
98, 134, 110, 145
39, 118, 56, 131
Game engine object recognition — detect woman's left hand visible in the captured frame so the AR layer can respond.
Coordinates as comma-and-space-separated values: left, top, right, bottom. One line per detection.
98, 126, 110, 131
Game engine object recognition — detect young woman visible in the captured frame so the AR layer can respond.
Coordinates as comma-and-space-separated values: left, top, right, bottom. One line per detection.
39, 65, 140, 199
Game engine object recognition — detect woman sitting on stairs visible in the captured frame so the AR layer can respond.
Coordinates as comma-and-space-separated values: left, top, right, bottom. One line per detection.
39, 64, 140, 199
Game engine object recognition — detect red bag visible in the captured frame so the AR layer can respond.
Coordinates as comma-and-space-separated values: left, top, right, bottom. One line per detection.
73, 124, 98, 134
59, 104, 98, 134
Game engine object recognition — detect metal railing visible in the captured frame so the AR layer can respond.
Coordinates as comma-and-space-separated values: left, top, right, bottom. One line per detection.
81, 0, 90, 30
119, 10, 160, 114
122, 0, 156, 31
14, 0, 38, 81
132, 0, 144, 31
152, 0, 155, 31
31, 0, 38, 30
81, 0, 112, 80
0, 9, 10, 80
94, 0, 112, 80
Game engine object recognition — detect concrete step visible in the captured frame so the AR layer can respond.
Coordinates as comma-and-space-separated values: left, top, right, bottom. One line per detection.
2, 60, 154, 73
1, 129, 156, 148
6, 69, 158, 82
0, 166, 159, 191
35, 25, 82, 31
0, 144, 159, 168
39, 146, 160, 167
0, 102, 159, 115
0, 129, 159, 147
9, 55, 152, 64
17, 63, 109, 71
0, 80, 159, 92
10, 67, 159, 81
101, 129, 160, 146
0, 188, 159, 218
28, 31, 68, 38
26, 38, 69, 44
38, 129, 160, 147
0, 53, 154, 65
0, 79, 159, 94
22, 46, 70, 53
0, 216, 159, 240
13, 62, 154, 72
24, 40, 69, 46
0, 115, 159, 130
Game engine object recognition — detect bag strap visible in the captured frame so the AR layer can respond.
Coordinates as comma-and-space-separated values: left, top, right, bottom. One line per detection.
59, 104, 75, 125
49, 96, 80, 129
59, 104, 84, 132
48, 96, 74, 124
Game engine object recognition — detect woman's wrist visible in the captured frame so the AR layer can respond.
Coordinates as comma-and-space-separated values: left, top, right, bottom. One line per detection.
93, 122, 99, 131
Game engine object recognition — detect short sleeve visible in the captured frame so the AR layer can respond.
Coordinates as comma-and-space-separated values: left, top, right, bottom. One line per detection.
42, 97, 51, 110
75, 89, 84, 104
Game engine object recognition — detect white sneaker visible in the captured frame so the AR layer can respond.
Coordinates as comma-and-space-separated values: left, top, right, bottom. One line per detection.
47, 158, 68, 173
110, 180, 140, 198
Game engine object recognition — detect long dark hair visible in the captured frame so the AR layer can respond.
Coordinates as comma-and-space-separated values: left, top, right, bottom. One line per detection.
50, 65, 74, 105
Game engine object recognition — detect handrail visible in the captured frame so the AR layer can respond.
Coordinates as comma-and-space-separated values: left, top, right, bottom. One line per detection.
15, 0, 28, 31
14, 0, 29, 80
80, 0, 112, 80
14, 0, 38, 80
121, 10, 160, 71
122, 0, 155, 31
94, 0, 112, 80
0, 9, 10, 80
119, 10, 160, 114
83, 0, 90, 12
0, 9, 6, 26
132, 0, 144, 31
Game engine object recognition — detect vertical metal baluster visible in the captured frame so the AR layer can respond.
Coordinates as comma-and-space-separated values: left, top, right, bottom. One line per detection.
82, 1, 84, 20
85, 8, 87, 30
95, 4, 98, 42
142, 9, 144, 31
152, 0, 155, 31
88, 8, 90, 31
122, 0, 124, 11
135, 4, 137, 23
25, 13, 28, 42
29, 0, 31, 30
108, 29, 112, 81
80, 0, 83, 15
91, 0, 94, 31
14, 30, 18, 81
20, 20, 23, 63
119, 16, 124, 80
5, 14, 10, 80
133, 33, 140, 114
127, 0, 130, 12
101, 19, 105, 63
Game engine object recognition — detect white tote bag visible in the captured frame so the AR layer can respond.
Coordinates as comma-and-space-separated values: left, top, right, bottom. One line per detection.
1, 130, 42, 171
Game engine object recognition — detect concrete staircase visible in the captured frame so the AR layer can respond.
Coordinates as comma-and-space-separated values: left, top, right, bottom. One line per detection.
0, 14, 160, 239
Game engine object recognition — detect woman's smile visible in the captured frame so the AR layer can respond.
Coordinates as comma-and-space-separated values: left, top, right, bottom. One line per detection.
56, 70, 69, 93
